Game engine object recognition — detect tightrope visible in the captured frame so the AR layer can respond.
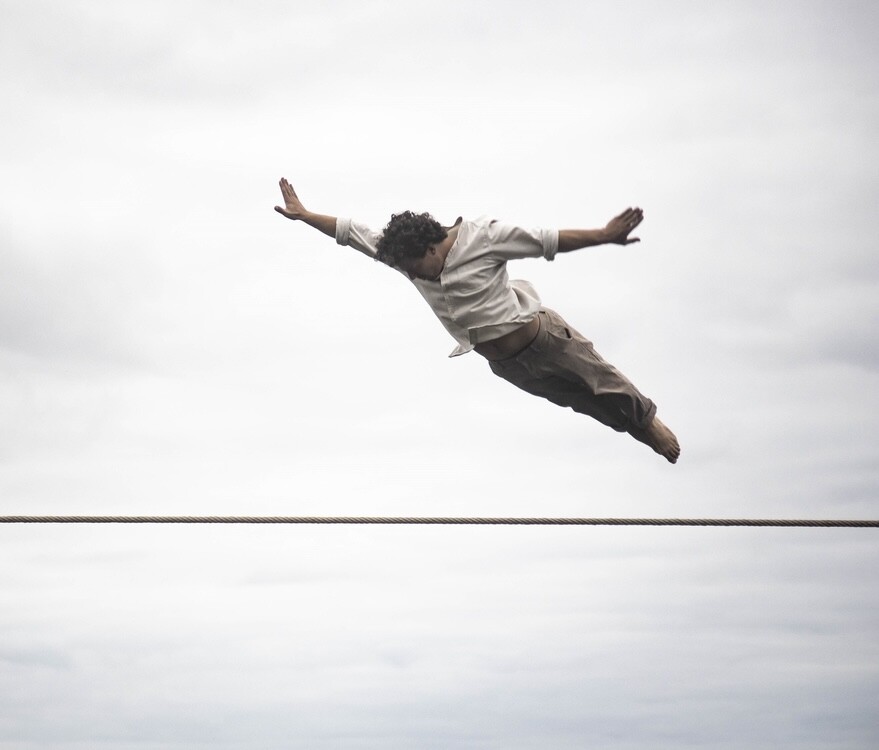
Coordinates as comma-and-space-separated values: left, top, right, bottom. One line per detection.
1, 516, 877, 527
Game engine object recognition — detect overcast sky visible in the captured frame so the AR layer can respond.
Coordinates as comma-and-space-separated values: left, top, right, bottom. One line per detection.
1, 1, 878, 748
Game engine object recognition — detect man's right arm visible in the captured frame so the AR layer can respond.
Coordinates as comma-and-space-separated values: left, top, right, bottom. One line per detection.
274, 177, 337, 238
274, 177, 384, 260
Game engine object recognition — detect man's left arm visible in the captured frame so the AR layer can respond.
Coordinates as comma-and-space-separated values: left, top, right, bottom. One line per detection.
557, 207, 644, 253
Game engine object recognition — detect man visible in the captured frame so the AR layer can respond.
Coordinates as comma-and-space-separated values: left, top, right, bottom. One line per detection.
274, 177, 680, 463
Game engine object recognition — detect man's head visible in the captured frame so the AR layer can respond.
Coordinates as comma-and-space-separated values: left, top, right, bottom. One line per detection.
376, 211, 448, 279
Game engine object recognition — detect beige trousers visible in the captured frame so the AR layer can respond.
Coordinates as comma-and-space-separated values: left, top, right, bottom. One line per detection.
488, 308, 656, 432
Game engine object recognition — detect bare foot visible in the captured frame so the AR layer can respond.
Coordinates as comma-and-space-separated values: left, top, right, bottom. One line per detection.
629, 417, 680, 464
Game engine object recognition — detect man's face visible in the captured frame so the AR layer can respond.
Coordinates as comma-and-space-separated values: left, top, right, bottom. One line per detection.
398, 247, 443, 281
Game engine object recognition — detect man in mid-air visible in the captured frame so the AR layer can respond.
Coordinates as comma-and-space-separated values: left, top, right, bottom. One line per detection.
275, 177, 680, 463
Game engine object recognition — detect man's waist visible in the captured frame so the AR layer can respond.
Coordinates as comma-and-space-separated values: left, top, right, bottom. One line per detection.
472, 317, 541, 361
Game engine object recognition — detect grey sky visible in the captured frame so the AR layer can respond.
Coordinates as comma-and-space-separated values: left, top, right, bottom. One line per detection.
1, 1, 878, 748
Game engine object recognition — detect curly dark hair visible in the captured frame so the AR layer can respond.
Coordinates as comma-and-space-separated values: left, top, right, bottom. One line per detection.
375, 210, 447, 267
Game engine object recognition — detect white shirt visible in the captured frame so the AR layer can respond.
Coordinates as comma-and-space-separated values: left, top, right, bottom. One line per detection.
335, 215, 559, 357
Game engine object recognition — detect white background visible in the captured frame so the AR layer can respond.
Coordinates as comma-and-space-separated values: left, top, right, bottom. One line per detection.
1, 1, 877, 748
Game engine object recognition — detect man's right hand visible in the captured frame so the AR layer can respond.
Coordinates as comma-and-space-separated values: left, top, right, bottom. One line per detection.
273, 177, 338, 239
274, 177, 307, 220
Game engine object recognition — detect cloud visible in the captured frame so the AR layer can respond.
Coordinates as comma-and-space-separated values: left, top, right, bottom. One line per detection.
0, 230, 154, 366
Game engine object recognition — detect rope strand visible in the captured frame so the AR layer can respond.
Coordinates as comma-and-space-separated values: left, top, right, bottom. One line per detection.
1, 516, 877, 527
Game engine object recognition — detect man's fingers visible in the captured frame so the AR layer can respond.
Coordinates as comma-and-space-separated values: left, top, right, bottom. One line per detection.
615, 207, 643, 226
278, 178, 302, 210
620, 208, 643, 230
279, 177, 296, 198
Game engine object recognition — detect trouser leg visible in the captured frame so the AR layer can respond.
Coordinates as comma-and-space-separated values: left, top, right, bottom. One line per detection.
488, 309, 656, 432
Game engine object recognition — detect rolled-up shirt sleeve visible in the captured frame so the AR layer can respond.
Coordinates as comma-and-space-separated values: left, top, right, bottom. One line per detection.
486, 221, 559, 262
335, 217, 383, 259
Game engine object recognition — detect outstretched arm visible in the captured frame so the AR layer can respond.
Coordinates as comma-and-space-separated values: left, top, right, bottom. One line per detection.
274, 177, 337, 239
557, 207, 644, 253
